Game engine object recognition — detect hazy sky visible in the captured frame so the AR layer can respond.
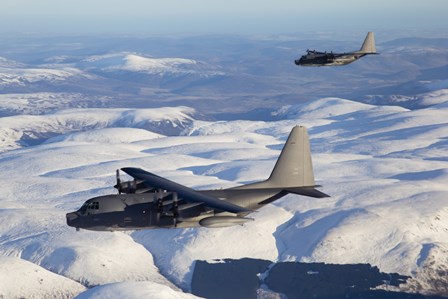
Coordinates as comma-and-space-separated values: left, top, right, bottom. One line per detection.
1, 0, 447, 34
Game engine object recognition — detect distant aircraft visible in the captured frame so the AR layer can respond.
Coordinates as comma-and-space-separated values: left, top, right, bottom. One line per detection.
295, 32, 377, 66
66, 126, 329, 231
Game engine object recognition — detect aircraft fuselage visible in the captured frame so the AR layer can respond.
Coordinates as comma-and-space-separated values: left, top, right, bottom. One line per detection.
295, 52, 367, 67
66, 188, 283, 231
294, 32, 377, 67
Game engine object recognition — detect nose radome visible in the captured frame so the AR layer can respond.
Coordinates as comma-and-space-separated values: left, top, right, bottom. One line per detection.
66, 212, 78, 226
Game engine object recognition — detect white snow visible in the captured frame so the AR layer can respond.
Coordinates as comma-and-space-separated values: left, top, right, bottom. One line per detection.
80, 52, 223, 76
0, 93, 112, 115
75, 281, 202, 299
0, 66, 91, 87
0, 256, 86, 299
0, 97, 447, 297
417, 89, 448, 106
46, 127, 163, 144
0, 106, 195, 152
122, 54, 196, 72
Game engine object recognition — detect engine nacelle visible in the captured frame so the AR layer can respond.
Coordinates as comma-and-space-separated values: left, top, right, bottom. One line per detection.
114, 169, 152, 194
199, 216, 253, 228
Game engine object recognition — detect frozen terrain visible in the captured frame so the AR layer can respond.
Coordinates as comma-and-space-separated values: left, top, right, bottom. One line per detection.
0, 96, 447, 297
0, 33, 447, 116
0, 31, 447, 298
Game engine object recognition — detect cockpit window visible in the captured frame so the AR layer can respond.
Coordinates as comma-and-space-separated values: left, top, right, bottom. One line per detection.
80, 202, 89, 213
79, 201, 99, 213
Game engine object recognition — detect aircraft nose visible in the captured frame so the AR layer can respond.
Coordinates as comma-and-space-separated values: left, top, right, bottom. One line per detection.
66, 212, 79, 228
294, 59, 301, 65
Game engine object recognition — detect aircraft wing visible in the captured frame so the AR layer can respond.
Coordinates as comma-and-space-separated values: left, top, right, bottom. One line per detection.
121, 167, 251, 214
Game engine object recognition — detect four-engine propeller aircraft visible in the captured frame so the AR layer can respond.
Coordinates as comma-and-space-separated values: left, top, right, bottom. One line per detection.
295, 32, 376, 66
66, 126, 329, 231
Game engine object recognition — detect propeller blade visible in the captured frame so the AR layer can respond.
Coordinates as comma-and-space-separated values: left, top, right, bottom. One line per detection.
116, 169, 122, 194
132, 179, 137, 193
155, 189, 163, 223
172, 192, 179, 228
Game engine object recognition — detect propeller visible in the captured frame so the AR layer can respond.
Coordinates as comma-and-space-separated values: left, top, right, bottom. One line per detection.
155, 189, 163, 222
172, 192, 179, 228
153, 190, 180, 227
114, 169, 139, 194
130, 180, 137, 194
115, 169, 122, 194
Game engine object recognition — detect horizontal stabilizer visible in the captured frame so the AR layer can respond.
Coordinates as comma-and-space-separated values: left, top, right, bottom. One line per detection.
285, 187, 330, 198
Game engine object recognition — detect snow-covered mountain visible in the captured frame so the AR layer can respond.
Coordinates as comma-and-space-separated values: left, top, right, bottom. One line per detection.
0, 56, 93, 88
0, 92, 113, 116
0, 106, 195, 152
1, 33, 448, 115
0, 97, 447, 298
79, 52, 224, 77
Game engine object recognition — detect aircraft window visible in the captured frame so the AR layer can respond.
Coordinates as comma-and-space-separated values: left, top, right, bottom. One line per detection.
80, 201, 99, 211
80, 202, 89, 213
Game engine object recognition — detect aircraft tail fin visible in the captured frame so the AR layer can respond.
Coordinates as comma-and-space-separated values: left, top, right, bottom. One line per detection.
358, 32, 376, 54
266, 126, 315, 188
232, 126, 329, 197
236, 126, 316, 189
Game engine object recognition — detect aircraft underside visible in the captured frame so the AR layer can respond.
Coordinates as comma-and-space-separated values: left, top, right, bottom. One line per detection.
296, 54, 363, 66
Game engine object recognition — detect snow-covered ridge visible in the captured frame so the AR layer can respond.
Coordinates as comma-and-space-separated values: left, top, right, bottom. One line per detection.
47, 127, 163, 144
121, 54, 196, 72
0, 56, 26, 68
272, 97, 408, 119
81, 52, 224, 76
0, 98, 447, 297
0, 67, 89, 87
0, 56, 94, 88
0, 106, 195, 152
365, 87, 448, 109
0, 256, 86, 299
75, 281, 200, 299
0, 92, 112, 116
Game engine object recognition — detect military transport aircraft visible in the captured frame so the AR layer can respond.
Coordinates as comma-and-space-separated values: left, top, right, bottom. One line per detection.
66, 126, 329, 231
295, 32, 376, 66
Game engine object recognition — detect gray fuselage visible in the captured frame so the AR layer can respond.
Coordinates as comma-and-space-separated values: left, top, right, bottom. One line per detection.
66, 188, 284, 231
295, 51, 368, 66
295, 32, 376, 67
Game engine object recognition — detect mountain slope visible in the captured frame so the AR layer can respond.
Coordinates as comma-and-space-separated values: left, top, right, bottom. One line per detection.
0, 98, 447, 297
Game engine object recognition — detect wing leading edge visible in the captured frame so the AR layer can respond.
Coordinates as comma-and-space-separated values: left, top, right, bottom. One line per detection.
121, 167, 251, 214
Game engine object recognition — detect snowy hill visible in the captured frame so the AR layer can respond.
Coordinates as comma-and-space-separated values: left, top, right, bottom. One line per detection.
1, 34, 448, 116
0, 58, 92, 88
79, 52, 224, 77
0, 92, 113, 116
0, 98, 447, 297
0, 256, 86, 299
0, 106, 195, 152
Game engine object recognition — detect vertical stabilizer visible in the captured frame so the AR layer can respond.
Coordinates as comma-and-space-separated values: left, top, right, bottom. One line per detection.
359, 32, 376, 53
232, 126, 328, 198
235, 126, 316, 190
267, 126, 315, 188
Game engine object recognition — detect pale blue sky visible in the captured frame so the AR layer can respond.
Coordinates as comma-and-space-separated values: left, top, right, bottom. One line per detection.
1, 0, 447, 34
